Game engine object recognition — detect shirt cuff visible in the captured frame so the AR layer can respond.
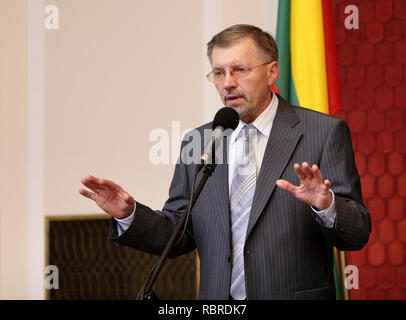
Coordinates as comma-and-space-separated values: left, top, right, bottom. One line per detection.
114, 202, 136, 236
310, 189, 336, 229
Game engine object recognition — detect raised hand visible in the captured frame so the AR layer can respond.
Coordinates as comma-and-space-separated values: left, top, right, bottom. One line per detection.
276, 162, 332, 211
79, 175, 135, 219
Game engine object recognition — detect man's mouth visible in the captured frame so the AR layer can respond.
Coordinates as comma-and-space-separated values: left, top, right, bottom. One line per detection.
225, 94, 245, 103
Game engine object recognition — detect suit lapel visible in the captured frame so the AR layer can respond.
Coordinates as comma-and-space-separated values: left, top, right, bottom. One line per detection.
246, 98, 302, 239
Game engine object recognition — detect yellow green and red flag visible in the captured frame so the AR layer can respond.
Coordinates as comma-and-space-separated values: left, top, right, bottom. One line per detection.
275, 0, 342, 115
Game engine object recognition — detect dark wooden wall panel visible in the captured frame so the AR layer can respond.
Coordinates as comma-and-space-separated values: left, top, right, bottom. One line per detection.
47, 218, 197, 300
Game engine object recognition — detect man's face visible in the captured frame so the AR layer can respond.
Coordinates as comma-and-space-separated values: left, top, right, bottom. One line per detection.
210, 37, 278, 123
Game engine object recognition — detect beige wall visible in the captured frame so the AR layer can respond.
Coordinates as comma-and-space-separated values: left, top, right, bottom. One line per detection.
221, 0, 265, 29
44, 0, 204, 215
0, 0, 276, 299
0, 0, 29, 299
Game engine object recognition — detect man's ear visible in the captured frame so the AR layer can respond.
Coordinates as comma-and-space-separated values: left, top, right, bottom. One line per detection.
267, 61, 279, 87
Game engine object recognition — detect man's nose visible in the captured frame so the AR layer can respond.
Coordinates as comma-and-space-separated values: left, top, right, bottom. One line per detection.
223, 71, 237, 89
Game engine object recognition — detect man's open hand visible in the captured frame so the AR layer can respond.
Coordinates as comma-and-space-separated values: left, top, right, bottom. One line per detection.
79, 175, 134, 219
276, 162, 332, 211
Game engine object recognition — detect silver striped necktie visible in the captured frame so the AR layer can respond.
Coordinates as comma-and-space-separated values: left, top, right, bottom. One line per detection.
230, 124, 257, 300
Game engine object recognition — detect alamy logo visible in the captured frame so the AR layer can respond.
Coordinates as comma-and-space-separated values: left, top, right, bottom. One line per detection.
344, 265, 359, 290
44, 5, 59, 30
44, 265, 59, 290
344, 5, 359, 30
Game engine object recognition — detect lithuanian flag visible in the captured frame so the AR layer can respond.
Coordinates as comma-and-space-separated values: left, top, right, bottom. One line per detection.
275, 0, 341, 115
273, 0, 345, 299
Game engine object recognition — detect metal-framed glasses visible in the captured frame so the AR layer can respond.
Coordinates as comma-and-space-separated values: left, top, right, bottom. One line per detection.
206, 61, 272, 83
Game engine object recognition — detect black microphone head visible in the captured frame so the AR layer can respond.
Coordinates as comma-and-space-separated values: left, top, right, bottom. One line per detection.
212, 107, 240, 130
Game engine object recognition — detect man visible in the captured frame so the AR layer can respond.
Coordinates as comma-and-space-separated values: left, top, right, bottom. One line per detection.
79, 25, 371, 300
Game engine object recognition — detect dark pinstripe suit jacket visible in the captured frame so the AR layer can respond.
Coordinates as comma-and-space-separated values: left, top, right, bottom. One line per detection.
110, 96, 371, 300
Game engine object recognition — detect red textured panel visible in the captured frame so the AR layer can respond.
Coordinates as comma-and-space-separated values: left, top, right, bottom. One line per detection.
388, 241, 405, 266
351, 132, 358, 151
349, 287, 367, 300
404, 18, 406, 34
347, 110, 366, 132
367, 109, 385, 132
395, 84, 406, 108
367, 21, 384, 43
369, 222, 378, 243
357, 87, 375, 110
377, 265, 396, 289
339, 43, 355, 66
405, 106, 406, 128
360, 266, 377, 288
376, 129, 395, 153
369, 197, 386, 222
365, 65, 384, 87
334, 110, 347, 122
395, 128, 406, 152
377, 173, 395, 198
388, 195, 405, 221
333, 0, 406, 301
385, 63, 403, 86
386, 286, 406, 300
359, 0, 376, 23
376, 85, 394, 110
379, 219, 395, 243
395, 39, 406, 63
388, 151, 404, 175
376, 0, 393, 22
335, 23, 346, 45
347, 249, 367, 268
339, 66, 347, 86
394, 0, 406, 19
385, 19, 404, 42
358, 131, 376, 155
348, 65, 365, 87
398, 266, 406, 289
397, 172, 406, 197
369, 241, 386, 266
397, 220, 406, 243
366, 287, 387, 299
354, 152, 366, 176
361, 174, 376, 199
386, 108, 404, 131
368, 151, 386, 176
347, 28, 366, 44
341, 86, 356, 110
376, 42, 393, 65
356, 42, 375, 65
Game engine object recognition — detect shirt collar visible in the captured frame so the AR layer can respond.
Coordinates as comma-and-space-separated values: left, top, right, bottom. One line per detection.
230, 92, 279, 144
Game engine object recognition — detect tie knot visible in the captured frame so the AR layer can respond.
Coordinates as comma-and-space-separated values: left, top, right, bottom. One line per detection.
241, 124, 257, 141
242, 123, 255, 131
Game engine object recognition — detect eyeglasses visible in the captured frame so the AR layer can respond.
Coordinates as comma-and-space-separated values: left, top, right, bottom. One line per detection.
206, 61, 272, 83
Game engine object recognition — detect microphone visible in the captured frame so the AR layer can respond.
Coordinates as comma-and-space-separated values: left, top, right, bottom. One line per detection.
198, 107, 239, 170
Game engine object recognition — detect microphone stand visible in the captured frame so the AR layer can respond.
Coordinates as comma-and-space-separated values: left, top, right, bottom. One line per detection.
136, 162, 216, 300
